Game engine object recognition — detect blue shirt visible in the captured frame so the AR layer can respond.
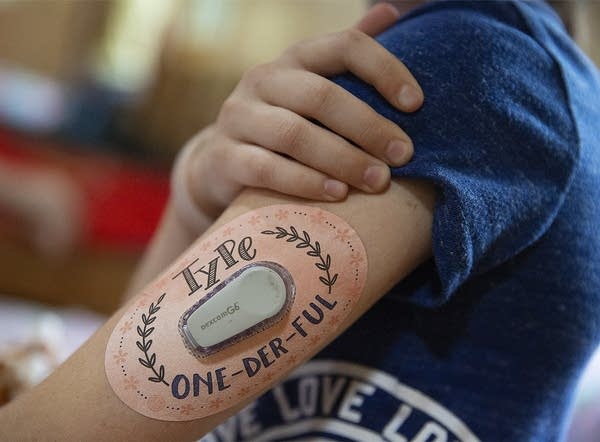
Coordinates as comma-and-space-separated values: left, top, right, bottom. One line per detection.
202, 2, 600, 440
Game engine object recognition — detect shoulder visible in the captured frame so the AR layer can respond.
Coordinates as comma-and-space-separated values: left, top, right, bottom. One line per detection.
380, 1, 565, 101
331, 1, 582, 298
336, 1, 578, 161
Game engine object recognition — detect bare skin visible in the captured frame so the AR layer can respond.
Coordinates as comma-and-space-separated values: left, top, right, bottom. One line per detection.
0, 4, 435, 441
1, 182, 434, 442
127, 3, 423, 298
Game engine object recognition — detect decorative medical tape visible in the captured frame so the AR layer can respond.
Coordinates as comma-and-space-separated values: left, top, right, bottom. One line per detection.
105, 204, 368, 421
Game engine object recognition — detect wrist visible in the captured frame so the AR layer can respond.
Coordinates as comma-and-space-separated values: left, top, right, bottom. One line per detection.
170, 128, 219, 235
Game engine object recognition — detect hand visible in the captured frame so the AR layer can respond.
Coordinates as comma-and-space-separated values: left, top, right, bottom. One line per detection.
173, 3, 424, 233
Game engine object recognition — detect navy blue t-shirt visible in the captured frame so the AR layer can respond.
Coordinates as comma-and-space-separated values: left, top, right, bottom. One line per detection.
202, 1, 600, 441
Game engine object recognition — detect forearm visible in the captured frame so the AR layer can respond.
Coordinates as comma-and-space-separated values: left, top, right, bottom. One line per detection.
0, 180, 434, 441
124, 128, 226, 302
124, 202, 201, 301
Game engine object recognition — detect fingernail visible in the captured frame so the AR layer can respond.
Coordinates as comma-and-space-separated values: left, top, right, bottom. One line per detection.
386, 139, 411, 165
324, 179, 347, 199
363, 165, 389, 191
397, 84, 422, 110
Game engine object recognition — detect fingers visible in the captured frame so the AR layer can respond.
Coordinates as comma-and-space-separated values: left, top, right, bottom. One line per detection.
354, 3, 400, 36
254, 68, 413, 166
226, 144, 349, 201
282, 28, 423, 112
203, 13, 423, 208
221, 101, 391, 193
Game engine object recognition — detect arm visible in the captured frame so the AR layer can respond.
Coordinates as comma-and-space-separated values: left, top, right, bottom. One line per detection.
0, 181, 434, 441
125, 4, 422, 299
1, 5, 434, 439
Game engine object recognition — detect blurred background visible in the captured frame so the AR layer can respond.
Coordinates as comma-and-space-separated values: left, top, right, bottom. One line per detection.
0, 0, 368, 313
0, 1, 598, 439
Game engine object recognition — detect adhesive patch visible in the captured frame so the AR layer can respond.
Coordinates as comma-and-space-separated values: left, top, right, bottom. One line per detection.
105, 205, 367, 421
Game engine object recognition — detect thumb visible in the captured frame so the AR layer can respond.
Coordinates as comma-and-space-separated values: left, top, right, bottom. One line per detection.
353, 3, 400, 36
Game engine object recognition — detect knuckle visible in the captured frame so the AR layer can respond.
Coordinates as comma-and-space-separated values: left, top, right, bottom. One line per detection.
282, 40, 303, 59
330, 162, 350, 182
373, 55, 399, 95
276, 118, 305, 154
340, 28, 365, 47
305, 78, 333, 114
242, 62, 276, 90
338, 29, 368, 67
212, 137, 230, 163
217, 97, 244, 129
355, 118, 379, 147
249, 152, 274, 186
376, 54, 395, 81
218, 97, 240, 120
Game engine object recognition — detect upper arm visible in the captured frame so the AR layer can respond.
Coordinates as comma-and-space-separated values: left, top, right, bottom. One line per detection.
0, 180, 434, 442
217, 179, 435, 315
333, 5, 578, 303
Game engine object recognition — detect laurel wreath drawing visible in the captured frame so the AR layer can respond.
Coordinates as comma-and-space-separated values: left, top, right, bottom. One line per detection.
261, 226, 338, 294
136, 293, 169, 385
133, 225, 336, 387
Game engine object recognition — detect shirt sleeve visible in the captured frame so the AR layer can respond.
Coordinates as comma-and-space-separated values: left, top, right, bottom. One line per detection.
332, 3, 579, 306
